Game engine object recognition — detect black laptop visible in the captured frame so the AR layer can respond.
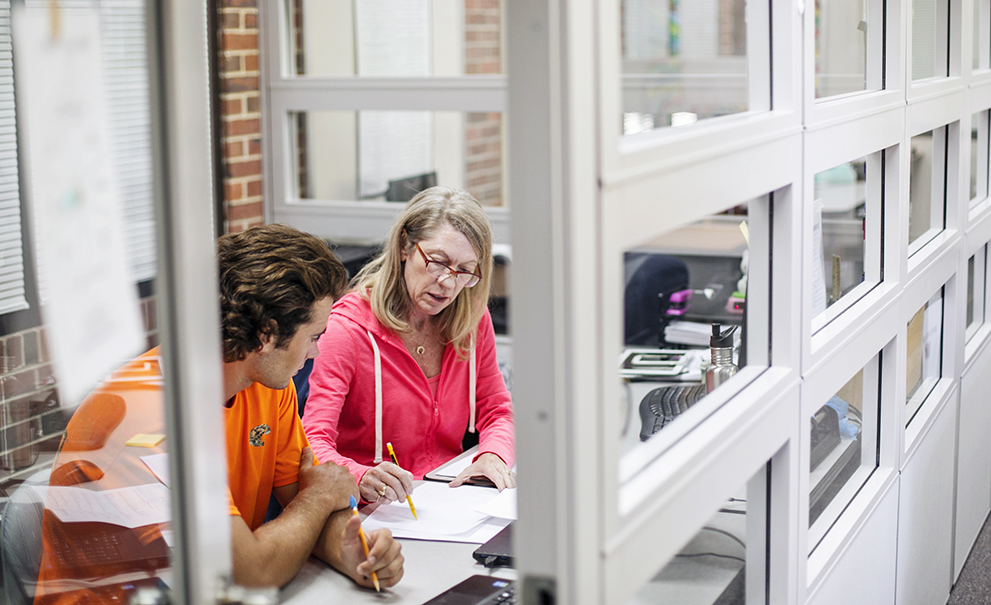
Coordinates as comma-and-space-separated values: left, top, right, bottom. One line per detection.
472, 522, 513, 568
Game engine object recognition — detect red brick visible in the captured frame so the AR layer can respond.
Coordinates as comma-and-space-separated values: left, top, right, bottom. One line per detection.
221, 11, 240, 29
225, 118, 260, 136
222, 0, 257, 8
221, 76, 259, 93
247, 138, 261, 155
222, 54, 241, 73
227, 201, 263, 221
244, 54, 259, 72
246, 179, 263, 197
222, 97, 243, 115
225, 181, 244, 201
246, 95, 260, 113
227, 159, 262, 178
223, 33, 258, 51
244, 12, 258, 29
225, 141, 244, 159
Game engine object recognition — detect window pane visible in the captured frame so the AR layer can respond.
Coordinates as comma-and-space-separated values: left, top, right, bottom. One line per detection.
625, 469, 768, 605
288, 0, 502, 77
620, 201, 762, 456
809, 357, 879, 550
906, 288, 944, 424
908, 129, 948, 253
290, 110, 505, 206
621, 0, 749, 135
967, 246, 987, 341
972, 111, 990, 205
813, 157, 875, 325
912, 0, 948, 80
815, 0, 871, 98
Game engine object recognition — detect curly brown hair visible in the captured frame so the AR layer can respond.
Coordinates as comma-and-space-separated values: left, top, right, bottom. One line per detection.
217, 224, 348, 362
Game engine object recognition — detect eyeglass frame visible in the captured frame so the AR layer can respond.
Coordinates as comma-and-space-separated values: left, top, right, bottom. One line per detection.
413, 242, 481, 288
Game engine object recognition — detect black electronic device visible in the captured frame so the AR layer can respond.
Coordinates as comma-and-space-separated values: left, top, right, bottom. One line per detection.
473, 523, 513, 568
385, 171, 437, 203
810, 404, 841, 471
638, 383, 707, 440
422, 575, 516, 604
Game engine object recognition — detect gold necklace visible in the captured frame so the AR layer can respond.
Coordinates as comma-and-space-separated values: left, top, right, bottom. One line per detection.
415, 345, 425, 356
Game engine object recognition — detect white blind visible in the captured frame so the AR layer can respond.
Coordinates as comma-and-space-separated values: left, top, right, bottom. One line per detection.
0, 0, 28, 315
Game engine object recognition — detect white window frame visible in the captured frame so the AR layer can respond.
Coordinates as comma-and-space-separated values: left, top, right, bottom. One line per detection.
260, 1, 510, 243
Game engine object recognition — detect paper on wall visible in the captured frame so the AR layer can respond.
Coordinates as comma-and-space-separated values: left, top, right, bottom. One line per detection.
11, 6, 144, 407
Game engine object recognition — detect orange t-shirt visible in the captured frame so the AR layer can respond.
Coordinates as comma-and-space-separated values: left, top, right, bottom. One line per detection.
225, 380, 309, 530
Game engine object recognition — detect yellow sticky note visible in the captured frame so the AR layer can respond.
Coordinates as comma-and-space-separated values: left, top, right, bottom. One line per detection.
126, 433, 165, 447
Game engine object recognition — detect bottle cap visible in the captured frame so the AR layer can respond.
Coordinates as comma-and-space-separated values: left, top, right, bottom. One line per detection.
710, 323, 737, 348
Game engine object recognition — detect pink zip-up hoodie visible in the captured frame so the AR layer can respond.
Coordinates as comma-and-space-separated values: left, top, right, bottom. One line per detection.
303, 292, 515, 485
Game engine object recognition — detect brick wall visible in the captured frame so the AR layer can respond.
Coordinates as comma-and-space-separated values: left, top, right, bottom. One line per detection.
464, 1, 504, 207
218, 0, 264, 233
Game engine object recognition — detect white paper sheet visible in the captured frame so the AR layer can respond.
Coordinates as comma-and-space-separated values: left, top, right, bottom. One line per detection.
474, 487, 517, 520
33, 483, 171, 529
12, 6, 144, 408
141, 453, 171, 488
384, 516, 512, 544
362, 482, 499, 537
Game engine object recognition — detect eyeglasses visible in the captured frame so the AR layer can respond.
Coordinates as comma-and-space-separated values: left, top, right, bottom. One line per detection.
414, 242, 481, 288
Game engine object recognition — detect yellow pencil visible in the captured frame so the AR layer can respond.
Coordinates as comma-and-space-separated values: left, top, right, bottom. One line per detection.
386, 441, 417, 519
349, 495, 379, 592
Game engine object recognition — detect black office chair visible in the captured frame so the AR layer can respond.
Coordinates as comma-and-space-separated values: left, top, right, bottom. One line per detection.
1, 473, 47, 605
623, 253, 690, 346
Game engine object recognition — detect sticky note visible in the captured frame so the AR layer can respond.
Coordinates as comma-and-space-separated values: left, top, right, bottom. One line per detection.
126, 433, 165, 447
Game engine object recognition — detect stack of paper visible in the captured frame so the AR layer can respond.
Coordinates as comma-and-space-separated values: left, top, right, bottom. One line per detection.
361, 481, 517, 544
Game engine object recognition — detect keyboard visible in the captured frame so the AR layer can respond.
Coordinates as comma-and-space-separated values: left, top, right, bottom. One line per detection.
638, 383, 707, 440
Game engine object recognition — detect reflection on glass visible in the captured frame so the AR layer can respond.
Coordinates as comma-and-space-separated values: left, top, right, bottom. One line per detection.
809, 359, 879, 550
621, 205, 752, 451
288, 0, 502, 76
972, 111, 990, 203
908, 129, 947, 252
813, 159, 869, 314
621, 0, 748, 134
625, 472, 767, 605
912, 0, 948, 80
815, 0, 870, 98
906, 289, 943, 424
291, 110, 505, 206
967, 247, 987, 341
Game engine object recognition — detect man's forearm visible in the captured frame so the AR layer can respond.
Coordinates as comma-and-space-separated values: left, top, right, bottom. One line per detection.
311, 508, 350, 572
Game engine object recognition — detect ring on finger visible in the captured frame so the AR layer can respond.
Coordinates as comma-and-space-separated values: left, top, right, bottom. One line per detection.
377, 486, 387, 497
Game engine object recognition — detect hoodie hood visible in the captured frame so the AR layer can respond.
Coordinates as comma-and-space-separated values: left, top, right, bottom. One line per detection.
331, 291, 402, 346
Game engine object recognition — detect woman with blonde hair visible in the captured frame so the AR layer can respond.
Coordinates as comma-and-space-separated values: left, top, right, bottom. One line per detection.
303, 187, 515, 504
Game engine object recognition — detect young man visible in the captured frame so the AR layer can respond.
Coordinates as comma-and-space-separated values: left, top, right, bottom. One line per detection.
217, 224, 403, 588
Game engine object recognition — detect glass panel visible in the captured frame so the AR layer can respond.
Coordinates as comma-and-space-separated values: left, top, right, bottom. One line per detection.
908, 128, 948, 253
291, 110, 505, 206
620, 201, 762, 454
967, 246, 987, 341
625, 467, 768, 605
809, 356, 880, 550
2, 3, 171, 602
912, 0, 948, 80
972, 111, 990, 205
906, 288, 944, 424
621, 0, 749, 134
288, 0, 503, 77
813, 157, 873, 321
815, 0, 870, 98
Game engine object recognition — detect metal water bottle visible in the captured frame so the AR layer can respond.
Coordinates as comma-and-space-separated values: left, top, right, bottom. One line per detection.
705, 323, 738, 393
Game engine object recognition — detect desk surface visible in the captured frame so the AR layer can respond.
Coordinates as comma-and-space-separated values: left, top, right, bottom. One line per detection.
281, 538, 517, 604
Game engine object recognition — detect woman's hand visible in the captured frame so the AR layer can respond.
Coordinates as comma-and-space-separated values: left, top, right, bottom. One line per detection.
449, 452, 515, 491
359, 462, 415, 503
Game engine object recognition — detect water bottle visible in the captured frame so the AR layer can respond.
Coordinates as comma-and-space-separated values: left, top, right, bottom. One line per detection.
705, 323, 738, 394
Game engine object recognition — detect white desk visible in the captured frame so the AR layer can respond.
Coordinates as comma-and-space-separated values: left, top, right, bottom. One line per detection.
281, 538, 517, 604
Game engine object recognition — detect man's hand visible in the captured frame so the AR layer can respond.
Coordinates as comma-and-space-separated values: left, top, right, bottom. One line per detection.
297, 446, 358, 511
337, 514, 404, 589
